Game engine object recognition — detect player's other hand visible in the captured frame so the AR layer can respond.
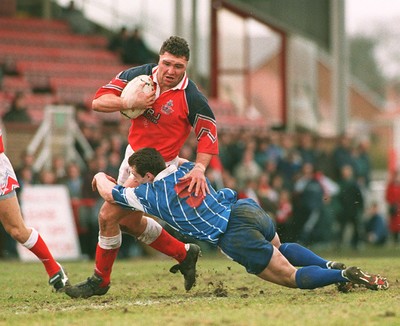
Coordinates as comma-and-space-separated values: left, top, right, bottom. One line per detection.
92, 172, 117, 191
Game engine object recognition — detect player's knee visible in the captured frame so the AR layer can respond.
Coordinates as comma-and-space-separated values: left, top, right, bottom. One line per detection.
285, 271, 298, 288
275, 268, 297, 288
98, 205, 118, 225
119, 212, 146, 236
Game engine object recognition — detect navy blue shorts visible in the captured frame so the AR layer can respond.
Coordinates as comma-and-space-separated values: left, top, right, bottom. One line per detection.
217, 198, 276, 275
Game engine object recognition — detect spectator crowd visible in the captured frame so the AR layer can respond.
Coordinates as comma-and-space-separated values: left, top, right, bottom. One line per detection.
1, 122, 398, 260
0, 3, 396, 261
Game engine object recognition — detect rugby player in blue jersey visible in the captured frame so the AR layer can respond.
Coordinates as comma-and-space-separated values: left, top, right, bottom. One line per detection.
66, 148, 389, 298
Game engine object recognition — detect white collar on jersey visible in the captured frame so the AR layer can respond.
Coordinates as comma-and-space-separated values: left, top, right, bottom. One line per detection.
152, 66, 188, 97
154, 165, 177, 182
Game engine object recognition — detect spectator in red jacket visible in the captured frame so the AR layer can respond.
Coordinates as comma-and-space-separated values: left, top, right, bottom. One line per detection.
385, 170, 400, 244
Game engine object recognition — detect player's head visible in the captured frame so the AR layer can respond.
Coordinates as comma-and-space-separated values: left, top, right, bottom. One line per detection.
128, 148, 166, 182
157, 36, 189, 89
159, 36, 190, 61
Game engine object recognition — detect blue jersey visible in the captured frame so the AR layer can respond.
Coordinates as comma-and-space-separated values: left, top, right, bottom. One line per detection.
112, 162, 237, 244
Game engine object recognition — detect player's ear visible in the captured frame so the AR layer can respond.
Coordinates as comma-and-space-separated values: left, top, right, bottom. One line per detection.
146, 172, 155, 182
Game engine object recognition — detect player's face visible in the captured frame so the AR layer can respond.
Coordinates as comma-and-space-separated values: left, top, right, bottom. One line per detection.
130, 167, 153, 184
157, 52, 188, 90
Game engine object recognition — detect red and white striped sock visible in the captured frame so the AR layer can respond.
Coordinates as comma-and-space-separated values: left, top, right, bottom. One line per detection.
22, 228, 60, 277
139, 217, 187, 263
94, 232, 122, 287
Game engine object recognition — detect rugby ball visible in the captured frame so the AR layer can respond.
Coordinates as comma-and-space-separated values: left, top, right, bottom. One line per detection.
120, 75, 154, 119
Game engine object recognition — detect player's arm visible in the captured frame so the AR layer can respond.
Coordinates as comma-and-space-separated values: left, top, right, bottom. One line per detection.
92, 93, 127, 113
183, 108, 217, 196
92, 89, 155, 113
92, 172, 117, 202
194, 153, 212, 171
180, 152, 212, 196
181, 83, 219, 196
92, 65, 156, 114
93, 172, 146, 212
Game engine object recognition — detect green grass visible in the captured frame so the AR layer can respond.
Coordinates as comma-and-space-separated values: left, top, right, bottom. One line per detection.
0, 247, 399, 326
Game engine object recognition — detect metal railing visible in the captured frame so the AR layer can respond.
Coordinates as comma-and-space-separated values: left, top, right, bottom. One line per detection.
27, 105, 94, 171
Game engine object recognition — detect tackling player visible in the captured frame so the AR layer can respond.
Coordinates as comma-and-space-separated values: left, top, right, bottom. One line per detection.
66, 148, 389, 298
0, 128, 69, 291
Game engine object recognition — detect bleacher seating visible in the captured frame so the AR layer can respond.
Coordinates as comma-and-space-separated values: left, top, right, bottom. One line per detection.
49, 77, 103, 105
0, 29, 107, 49
0, 17, 71, 33
0, 16, 126, 124
1, 44, 121, 68
0, 16, 107, 51
16, 61, 126, 90
0, 92, 13, 117
21, 93, 57, 123
1, 76, 32, 94
0, 17, 255, 130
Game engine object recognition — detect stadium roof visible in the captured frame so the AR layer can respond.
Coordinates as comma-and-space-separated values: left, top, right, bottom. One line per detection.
220, 0, 331, 51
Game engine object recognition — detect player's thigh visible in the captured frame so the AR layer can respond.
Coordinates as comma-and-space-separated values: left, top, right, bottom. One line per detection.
257, 246, 297, 288
218, 199, 276, 274
99, 200, 136, 223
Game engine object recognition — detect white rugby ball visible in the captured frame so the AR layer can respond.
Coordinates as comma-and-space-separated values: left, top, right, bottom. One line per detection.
120, 75, 154, 119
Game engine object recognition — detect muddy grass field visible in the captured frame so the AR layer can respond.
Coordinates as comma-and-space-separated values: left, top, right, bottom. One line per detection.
0, 247, 399, 326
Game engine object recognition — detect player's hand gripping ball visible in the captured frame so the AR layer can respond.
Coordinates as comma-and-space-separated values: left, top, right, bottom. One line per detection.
120, 75, 154, 119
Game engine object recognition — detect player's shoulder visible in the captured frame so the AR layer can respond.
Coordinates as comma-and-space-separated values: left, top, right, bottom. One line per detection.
185, 79, 204, 96
119, 64, 156, 81
185, 80, 210, 109
179, 161, 195, 172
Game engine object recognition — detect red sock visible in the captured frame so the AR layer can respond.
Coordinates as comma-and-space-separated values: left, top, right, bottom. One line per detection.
29, 235, 60, 277
94, 244, 119, 287
149, 229, 187, 262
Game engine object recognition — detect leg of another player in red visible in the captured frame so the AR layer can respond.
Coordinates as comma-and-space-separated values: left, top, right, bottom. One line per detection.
0, 194, 69, 291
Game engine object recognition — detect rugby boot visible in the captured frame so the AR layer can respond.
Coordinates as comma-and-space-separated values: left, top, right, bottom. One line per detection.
327, 261, 346, 270
65, 274, 110, 298
343, 266, 389, 290
326, 261, 354, 293
49, 263, 70, 292
169, 243, 201, 291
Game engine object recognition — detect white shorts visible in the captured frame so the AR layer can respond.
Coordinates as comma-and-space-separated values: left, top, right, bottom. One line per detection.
117, 145, 180, 185
0, 152, 20, 197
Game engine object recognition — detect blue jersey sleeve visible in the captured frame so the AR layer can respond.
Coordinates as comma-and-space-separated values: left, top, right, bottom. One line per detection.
112, 185, 145, 211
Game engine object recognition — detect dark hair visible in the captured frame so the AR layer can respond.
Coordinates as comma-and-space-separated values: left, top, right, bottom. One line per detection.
128, 148, 166, 177
159, 36, 190, 61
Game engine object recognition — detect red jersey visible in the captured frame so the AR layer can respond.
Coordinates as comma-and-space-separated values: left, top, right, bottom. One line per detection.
0, 129, 4, 154
0, 128, 20, 195
385, 181, 400, 232
94, 64, 218, 161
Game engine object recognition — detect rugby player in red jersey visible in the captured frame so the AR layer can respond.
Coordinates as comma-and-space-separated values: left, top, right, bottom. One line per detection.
69, 36, 218, 297
0, 129, 69, 291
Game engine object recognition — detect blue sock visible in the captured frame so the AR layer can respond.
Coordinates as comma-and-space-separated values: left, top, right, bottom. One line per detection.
279, 243, 328, 267
295, 266, 348, 289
